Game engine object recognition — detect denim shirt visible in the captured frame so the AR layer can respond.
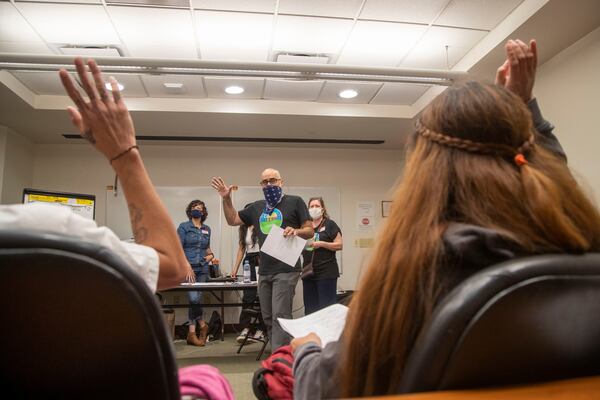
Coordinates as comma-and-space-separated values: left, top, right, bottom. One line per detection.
177, 220, 211, 273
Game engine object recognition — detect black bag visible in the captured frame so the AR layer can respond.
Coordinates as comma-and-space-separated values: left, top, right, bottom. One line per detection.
207, 310, 222, 341
301, 252, 315, 280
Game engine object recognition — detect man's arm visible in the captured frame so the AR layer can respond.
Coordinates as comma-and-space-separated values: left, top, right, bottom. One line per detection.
210, 177, 243, 226
59, 58, 188, 290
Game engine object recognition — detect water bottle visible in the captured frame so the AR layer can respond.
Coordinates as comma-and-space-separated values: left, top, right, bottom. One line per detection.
243, 260, 251, 283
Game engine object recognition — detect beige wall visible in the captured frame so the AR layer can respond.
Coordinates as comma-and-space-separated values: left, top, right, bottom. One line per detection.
32, 143, 404, 292
535, 25, 600, 203
0, 126, 33, 204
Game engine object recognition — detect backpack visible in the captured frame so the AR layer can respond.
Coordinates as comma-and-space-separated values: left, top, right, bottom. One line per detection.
207, 310, 222, 341
252, 345, 294, 400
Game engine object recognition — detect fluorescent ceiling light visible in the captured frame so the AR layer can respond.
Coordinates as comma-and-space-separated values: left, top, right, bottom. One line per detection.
163, 82, 184, 89
105, 81, 124, 92
339, 89, 358, 99
225, 85, 244, 94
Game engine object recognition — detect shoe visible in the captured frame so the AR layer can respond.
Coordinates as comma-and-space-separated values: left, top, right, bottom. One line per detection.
253, 329, 265, 342
236, 328, 250, 343
198, 322, 209, 345
186, 331, 205, 347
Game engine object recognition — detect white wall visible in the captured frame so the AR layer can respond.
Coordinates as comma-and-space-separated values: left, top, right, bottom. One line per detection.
535, 25, 600, 203
32, 143, 404, 321
0, 126, 33, 204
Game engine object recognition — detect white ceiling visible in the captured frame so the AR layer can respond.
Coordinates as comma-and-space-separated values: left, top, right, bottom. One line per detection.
1, 0, 600, 147
1, 0, 523, 105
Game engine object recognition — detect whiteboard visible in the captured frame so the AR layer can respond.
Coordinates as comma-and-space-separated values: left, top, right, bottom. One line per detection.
105, 187, 223, 259
230, 186, 343, 274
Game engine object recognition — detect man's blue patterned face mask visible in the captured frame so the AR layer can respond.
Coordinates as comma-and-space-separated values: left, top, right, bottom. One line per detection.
263, 185, 283, 214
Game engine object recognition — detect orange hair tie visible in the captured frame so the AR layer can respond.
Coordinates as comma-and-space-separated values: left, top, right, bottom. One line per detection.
514, 153, 528, 167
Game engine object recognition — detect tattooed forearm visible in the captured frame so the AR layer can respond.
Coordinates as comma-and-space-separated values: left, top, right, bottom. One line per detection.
128, 204, 148, 242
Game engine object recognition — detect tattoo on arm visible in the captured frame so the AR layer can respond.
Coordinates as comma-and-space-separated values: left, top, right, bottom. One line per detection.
128, 204, 148, 242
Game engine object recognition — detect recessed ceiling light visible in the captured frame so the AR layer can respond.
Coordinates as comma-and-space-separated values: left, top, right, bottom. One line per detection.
163, 83, 184, 89
225, 85, 244, 95
339, 89, 358, 99
105, 81, 124, 92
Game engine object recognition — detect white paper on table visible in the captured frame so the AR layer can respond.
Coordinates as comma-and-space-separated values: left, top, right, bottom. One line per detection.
278, 304, 349, 347
260, 225, 307, 267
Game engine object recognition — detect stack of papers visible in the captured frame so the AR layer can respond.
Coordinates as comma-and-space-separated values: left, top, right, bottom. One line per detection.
278, 304, 349, 347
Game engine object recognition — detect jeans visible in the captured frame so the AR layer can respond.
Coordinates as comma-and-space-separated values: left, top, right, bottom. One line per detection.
188, 271, 209, 324
239, 253, 259, 328
258, 271, 300, 350
302, 278, 337, 315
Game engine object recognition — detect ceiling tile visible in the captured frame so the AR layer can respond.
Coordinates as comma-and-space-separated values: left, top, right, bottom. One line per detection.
11, 71, 71, 95
273, 15, 353, 56
318, 81, 381, 103
141, 75, 206, 98
435, 0, 524, 30
0, 2, 46, 43
108, 6, 197, 58
195, 11, 273, 61
337, 21, 426, 66
263, 79, 324, 101
10, 71, 146, 98
203, 77, 264, 99
192, 0, 275, 13
401, 25, 486, 69
16, 3, 120, 45
370, 82, 431, 105
0, 42, 53, 54
278, 0, 363, 19
359, 0, 448, 24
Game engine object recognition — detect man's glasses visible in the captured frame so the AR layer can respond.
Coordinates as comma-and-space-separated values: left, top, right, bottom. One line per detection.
259, 178, 281, 186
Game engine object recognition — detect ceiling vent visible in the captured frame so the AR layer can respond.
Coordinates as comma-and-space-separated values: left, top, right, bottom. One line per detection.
274, 52, 331, 64
105, 0, 190, 8
55, 44, 126, 57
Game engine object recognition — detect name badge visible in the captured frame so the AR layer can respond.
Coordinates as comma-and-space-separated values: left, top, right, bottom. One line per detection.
201, 229, 209, 235
319, 226, 326, 232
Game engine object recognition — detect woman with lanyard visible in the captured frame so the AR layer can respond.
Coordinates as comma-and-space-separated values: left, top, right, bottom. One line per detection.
302, 197, 343, 314
231, 218, 264, 343
177, 199, 215, 346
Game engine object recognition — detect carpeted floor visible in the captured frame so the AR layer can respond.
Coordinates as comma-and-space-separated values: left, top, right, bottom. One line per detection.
175, 333, 270, 399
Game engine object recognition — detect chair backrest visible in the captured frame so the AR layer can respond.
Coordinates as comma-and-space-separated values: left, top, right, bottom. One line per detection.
398, 253, 600, 394
0, 230, 180, 400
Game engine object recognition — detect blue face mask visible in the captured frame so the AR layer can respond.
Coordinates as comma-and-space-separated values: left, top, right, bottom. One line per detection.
262, 185, 283, 214
190, 209, 204, 219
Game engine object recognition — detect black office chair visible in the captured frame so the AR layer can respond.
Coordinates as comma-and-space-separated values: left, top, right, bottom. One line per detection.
0, 230, 180, 400
398, 253, 600, 394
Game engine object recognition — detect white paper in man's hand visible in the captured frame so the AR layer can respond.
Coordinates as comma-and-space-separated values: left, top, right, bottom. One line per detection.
261, 225, 307, 267
278, 304, 349, 347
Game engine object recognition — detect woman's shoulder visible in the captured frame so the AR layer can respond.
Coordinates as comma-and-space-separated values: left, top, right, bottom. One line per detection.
177, 220, 191, 229
325, 218, 341, 231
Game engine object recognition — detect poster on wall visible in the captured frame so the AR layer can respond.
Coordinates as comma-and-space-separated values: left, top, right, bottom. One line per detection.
23, 188, 96, 220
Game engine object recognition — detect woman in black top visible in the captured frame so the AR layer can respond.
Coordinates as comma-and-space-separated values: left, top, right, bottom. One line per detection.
302, 197, 343, 314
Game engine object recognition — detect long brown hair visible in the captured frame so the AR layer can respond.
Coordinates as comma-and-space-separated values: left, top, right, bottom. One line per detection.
339, 81, 600, 397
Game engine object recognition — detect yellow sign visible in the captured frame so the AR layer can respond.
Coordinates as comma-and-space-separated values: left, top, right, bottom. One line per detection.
28, 194, 69, 204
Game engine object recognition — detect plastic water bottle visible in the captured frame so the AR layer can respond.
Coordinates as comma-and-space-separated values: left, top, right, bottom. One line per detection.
243, 260, 251, 283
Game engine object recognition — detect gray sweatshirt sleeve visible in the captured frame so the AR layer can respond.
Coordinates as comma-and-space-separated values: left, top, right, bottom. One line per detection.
527, 98, 567, 161
293, 340, 342, 400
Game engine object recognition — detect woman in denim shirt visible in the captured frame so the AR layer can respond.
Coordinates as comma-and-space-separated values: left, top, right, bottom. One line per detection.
177, 199, 215, 346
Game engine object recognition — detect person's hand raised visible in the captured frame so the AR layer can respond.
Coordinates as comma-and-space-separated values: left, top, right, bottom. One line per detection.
495, 39, 537, 103
210, 177, 238, 199
59, 58, 137, 164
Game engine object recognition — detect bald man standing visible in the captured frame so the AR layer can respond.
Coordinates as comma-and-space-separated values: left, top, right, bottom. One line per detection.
211, 169, 313, 350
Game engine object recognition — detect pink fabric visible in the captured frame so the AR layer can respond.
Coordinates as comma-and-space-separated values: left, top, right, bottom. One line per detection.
178, 364, 234, 400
